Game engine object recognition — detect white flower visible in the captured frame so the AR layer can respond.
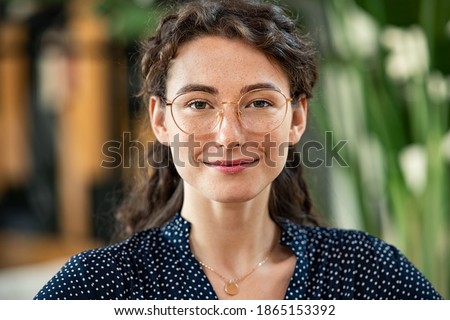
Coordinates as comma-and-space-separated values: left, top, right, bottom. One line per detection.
327, 4, 378, 60
427, 71, 449, 104
381, 26, 429, 81
346, 7, 379, 59
399, 144, 428, 195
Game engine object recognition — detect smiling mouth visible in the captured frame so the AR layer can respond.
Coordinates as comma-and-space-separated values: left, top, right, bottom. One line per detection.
203, 159, 259, 167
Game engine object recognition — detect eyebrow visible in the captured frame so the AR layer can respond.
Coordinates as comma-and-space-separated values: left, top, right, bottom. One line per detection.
176, 84, 218, 95
240, 83, 279, 94
175, 82, 280, 96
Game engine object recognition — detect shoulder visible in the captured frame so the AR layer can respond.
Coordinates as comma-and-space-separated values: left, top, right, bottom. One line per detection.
301, 226, 401, 270
282, 221, 443, 299
34, 227, 169, 300
74, 227, 171, 271
283, 220, 389, 256
289, 223, 403, 271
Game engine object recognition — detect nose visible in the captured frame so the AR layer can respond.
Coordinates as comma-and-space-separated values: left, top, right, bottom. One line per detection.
215, 103, 245, 148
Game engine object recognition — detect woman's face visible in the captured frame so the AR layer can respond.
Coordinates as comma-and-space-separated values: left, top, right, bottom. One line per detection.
150, 36, 307, 203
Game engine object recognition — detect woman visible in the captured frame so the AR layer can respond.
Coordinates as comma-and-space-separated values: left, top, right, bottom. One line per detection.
35, 0, 442, 299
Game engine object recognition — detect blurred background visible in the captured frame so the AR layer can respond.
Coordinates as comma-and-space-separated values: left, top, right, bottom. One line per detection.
0, 0, 448, 299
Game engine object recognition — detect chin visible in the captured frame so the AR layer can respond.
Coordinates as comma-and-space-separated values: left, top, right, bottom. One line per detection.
204, 182, 269, 204
209, 193, 257, 204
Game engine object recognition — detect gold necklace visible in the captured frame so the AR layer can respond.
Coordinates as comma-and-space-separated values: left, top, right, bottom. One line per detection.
195, 253, 271, 296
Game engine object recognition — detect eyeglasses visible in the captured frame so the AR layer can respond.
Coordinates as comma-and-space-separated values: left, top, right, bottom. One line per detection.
162, 88, 292, 135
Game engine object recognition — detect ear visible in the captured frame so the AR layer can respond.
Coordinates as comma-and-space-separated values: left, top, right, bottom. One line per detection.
149, 96, 170, 145
289, 95, 307, 145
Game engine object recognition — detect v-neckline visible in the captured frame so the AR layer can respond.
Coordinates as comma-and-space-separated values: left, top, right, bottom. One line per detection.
162, 213, 307, 300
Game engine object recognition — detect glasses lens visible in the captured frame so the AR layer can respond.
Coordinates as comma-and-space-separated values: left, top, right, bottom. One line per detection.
238, 89, 288, 133
170, 91, 220, 135
169, 89, 288, 135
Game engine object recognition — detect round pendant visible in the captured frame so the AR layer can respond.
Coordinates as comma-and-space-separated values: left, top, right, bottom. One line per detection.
224, 281, 239, 296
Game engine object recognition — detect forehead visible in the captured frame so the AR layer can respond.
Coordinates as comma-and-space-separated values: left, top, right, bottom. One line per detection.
166, 36, 290, 97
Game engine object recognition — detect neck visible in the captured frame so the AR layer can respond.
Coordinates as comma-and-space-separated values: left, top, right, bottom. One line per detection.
181, 182, 279, 276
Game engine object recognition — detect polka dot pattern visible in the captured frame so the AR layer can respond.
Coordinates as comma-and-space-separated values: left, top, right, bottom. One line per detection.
34, 214, 442, 300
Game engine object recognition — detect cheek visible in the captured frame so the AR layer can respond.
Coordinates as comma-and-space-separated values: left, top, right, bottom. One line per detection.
265, 143, 289, 175
168, 133, 200, 168
261, 125, 292, 168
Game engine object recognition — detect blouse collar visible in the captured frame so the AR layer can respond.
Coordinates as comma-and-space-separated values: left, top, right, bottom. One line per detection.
161, 212, 307, 257
160, 212, 309, 300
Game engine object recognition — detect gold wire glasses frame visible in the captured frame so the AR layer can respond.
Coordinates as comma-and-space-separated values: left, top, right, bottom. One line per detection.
162, 88, 293, 135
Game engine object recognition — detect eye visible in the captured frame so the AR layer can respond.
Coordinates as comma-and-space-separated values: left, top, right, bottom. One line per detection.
186, 100, 212, 110
248, 99, 273, 109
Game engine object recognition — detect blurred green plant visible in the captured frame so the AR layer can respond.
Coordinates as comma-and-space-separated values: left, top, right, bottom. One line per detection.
309, 0, 450, 298
95, 0, 166, 41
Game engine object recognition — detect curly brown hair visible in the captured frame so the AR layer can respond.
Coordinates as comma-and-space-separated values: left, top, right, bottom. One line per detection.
115, 0, 320, 239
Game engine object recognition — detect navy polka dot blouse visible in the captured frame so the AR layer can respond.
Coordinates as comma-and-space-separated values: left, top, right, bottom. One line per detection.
34, 213, 442, 299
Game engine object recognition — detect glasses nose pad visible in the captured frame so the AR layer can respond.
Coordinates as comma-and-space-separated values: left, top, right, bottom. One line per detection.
212, 109, 223, 131
236, 108, 243, 122
216, 104, 243, 131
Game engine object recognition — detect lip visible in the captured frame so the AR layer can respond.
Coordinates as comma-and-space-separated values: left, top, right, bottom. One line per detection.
203, 159, 259, 173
